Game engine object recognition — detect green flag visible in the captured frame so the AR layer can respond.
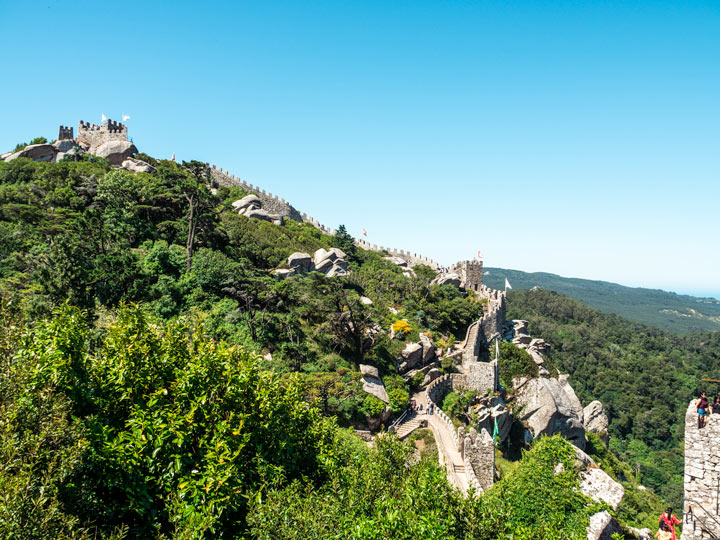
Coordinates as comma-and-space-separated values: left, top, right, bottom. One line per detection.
492, 417, 499, 445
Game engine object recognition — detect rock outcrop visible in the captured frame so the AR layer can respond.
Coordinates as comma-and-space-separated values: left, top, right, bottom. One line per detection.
274, 248, 350, 278
583, 400, 609, 435
94, 140, 138, 165
232, 194, 284, 225
513, 375, 586, 449
579, 468, 624, 509
121, 158, 156, 173
359, 364, 389, 403
383, 256, 416, 278
431, 272, 462, 287
472, 395, 512, 442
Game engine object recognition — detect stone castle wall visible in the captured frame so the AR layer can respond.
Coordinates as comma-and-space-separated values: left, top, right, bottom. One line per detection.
76, 119, 128, 150
682, 400, 720, 539
58, 125, 73, 141
208, 164, 305, 223
450, 260, 484, 291
354, 239, 442, 270
426, 373, 495, 493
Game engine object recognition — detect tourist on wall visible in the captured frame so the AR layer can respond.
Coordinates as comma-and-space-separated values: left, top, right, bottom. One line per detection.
697, 391, 709, 428
658, 508, 680, 540
712, 396, 720, 415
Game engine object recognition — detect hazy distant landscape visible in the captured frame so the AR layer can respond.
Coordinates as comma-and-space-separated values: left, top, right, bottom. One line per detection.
484, 267, 720, 333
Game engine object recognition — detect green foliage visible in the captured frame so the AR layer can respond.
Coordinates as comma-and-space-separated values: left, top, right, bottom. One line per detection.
506, 288, 719, 510
360, 394, 387, 417
387, 386, 410, 413
12, 136, 47, 152
485, 266, 720, 333
498, 340, 538, 390
1, 304, 335, 538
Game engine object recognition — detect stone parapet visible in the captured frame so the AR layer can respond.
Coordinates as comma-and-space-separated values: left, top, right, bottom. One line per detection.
682, 400, 720, 539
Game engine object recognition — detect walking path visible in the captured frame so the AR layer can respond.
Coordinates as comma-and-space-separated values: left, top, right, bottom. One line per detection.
396, 389, 470, 493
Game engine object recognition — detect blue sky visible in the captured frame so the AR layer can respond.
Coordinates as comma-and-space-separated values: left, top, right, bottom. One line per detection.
1, 1, 718, 298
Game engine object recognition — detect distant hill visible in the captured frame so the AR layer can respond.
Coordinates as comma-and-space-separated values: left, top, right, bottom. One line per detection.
483, 267, 720, 334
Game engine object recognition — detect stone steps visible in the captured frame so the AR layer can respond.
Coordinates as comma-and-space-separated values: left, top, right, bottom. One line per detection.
395, 416, 423, 439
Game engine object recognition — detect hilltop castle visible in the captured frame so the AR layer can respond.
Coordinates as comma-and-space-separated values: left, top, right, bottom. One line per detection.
57, 119, 129, 152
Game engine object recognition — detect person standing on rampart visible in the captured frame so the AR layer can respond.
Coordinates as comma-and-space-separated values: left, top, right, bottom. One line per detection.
697, 391, 709, 428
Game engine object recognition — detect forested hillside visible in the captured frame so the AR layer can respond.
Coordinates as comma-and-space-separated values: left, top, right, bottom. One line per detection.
485, 267, 720, 334
0, 155, 685, 538
0, 156, 630, 539
506, 288, 720, 508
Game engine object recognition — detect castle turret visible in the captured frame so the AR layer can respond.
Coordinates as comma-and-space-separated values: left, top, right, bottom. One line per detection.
451, 260, 484, 291
57, 125, 73, 141
76, 119, 128, 151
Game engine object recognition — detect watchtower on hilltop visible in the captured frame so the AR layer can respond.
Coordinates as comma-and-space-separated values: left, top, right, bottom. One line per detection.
452, 260, 484, 291
57, 125, 74, 141
76, 119, 128, 150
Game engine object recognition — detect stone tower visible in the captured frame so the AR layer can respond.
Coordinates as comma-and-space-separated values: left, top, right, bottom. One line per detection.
57, 125, 73, 141
453, 260, 484, 291
76, 119, 128, 151
681, 400, 720, 538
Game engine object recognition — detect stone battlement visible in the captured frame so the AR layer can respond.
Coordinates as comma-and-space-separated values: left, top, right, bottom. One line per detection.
57, 125, 73, 141
76, 119, 128, 150
682, 400, 720, 539
450, 260, 484, 291
354, 238, 441, 270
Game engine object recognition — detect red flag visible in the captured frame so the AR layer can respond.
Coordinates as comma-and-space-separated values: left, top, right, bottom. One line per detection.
171, 153, 175, 162
477, 250, 483, 259
362, 228, 367, 237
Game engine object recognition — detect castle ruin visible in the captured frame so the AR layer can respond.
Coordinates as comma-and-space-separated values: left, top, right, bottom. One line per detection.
451, 260, 484, 291
75, 119, 128, 151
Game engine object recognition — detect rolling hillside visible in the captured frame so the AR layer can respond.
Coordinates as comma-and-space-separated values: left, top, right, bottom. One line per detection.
484, 267, 720, 334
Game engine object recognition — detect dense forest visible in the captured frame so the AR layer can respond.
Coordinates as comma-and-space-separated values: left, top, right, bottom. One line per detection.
485, 267, 720, 334
0, 154, 699, 537
506, 288, 720, 509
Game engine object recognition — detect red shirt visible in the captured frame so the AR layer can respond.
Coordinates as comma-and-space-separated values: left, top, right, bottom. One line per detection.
659, 513, 680, 540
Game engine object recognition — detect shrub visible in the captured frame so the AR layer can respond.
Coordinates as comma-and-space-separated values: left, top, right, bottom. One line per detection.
388, 387, 409, 413
360, 394, 387, 417
498, 341, 538, 389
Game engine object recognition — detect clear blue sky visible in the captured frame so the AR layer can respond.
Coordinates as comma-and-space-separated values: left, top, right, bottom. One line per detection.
1, 1, 718, 298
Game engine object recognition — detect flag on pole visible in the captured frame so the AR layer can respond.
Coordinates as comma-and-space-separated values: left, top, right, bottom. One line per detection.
122, 114, 131, 122
492, 416, 500, 445
101, 113, 107, 122
477, 250, 483, 259
505, 277, 512, 290
171, 153, 175, 162
362, 228, 367, 237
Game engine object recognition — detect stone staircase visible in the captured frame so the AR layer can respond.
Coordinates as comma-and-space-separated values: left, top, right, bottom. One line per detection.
395, 414, 424, 439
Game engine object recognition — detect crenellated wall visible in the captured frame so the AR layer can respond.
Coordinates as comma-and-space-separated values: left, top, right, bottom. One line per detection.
354, 238, 442, 270
682, 400, 720, 539
207, 164, 306, 224
450, 260, 484, 291
425, 374, 495, 493
76, 119, 128, 150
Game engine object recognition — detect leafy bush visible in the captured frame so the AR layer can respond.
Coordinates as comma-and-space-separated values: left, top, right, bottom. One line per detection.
498, 340, 538, 389
388, 386, 409, 413
360, 394, 387, 417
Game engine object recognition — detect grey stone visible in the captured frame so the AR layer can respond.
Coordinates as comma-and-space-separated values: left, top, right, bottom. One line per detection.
326, 263, 349, 277
359, 364, 380, 378
586, 511, 623, 540
288, 252, 313, 272
401, 343, 423, 369
513, 376, 586, 449
10, 143, 56, 162
420, 334, 435, 363
52, 139, 79, 153
232, 194, 261, 211
584, 400, 609, 434
359, 296, 373, 305
474, 396, 512, 442
422, 368, 442, 386
122, 158, 156, 174
314, 257, 334, 273
579, 468, 625, 510
94, 140, 138, 165
384, 256, 409, 268
360, 364, 389, 403
431, 272, 462, 287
